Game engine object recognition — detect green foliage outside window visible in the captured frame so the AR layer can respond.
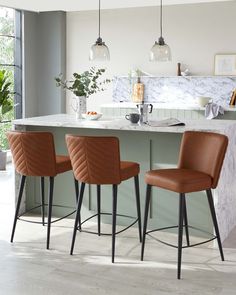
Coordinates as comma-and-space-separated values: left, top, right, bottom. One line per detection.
0, 70, 14, 117
0, 8, 15, 150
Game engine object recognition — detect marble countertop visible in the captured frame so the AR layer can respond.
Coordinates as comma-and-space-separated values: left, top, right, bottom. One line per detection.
13, 114, 236, 134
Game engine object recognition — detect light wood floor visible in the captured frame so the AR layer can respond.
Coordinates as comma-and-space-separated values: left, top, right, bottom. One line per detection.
1, 164, 236, 295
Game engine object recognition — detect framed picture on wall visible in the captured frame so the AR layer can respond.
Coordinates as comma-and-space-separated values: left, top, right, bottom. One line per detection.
214, 54, 236, 76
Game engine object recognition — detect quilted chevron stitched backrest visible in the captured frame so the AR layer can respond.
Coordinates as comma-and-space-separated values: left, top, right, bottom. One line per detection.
7, 131, 57, 176
66, 135, 121, 184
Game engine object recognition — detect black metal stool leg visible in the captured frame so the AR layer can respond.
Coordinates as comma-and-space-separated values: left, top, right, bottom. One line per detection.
77, 182, 85, 231
206, 189, 224, 261
183, 194, 190, 247
74, 177, 79, 203
41, 177, 45, 226
11, 175, 26, 243
112, 184, 118, 263
70, 183, 85, 255
177, 193, 184, 280
141, 184, 152, 261
47, 177, 54, 250
134, 175, 142, 243
97, 185, 101, 236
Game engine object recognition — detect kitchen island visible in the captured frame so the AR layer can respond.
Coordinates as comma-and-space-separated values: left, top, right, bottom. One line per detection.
13, 114, 236, 242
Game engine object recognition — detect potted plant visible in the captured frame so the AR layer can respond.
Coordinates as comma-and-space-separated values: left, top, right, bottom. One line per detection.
55, 67, 110, 119
0, 69, 14, 170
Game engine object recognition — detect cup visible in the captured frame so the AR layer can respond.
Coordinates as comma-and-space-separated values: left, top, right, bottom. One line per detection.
197, 96, 212, 107
125, 113, 140, 124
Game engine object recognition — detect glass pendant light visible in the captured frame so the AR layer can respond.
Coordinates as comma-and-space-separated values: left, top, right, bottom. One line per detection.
150, 0, 171, 62
89, 0, 110, 61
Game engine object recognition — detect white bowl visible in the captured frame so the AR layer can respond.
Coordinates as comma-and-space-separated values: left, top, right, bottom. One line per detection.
82, 113, 103, 120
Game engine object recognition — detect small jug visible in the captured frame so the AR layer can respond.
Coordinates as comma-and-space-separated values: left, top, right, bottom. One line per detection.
136, 103, 153, 124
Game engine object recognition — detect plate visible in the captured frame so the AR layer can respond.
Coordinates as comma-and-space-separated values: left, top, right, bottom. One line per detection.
82, 113, 103, 120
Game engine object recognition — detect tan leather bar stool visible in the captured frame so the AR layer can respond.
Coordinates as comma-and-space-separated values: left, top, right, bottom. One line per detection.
141, 131, 228, 279
66, 135, 142, 262
7, 131, 73, 249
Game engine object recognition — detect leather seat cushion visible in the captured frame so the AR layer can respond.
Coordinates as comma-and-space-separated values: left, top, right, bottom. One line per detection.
145, 168, 212, 193
120, 161, 140, 181
56, 155, 72, 174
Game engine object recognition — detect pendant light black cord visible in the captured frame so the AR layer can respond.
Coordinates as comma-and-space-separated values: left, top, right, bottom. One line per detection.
160, 0, 163, 38
96, 0, 102, 44
98, 0, 101, 38
158, 0, 165, 45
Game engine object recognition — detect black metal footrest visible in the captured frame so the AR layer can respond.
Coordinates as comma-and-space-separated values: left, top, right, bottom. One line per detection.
146, 225, 217, 249
18, 204, 76, 225
78, 212, 138, 236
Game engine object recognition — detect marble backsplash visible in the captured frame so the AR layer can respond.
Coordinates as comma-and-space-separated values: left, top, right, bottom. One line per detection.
112, 76, 236, 105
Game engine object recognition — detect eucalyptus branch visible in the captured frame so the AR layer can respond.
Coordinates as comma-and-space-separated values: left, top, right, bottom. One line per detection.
55, 67, 110, 98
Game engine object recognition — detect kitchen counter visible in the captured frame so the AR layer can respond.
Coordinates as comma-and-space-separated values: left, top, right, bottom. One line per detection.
13, 113, 236, 133
13, 114, 236, 243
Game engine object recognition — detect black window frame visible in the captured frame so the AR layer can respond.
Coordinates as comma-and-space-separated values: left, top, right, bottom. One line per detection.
14, 10, 22, 119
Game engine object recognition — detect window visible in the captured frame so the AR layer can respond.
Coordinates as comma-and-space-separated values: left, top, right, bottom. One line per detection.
0, 8, 22, 149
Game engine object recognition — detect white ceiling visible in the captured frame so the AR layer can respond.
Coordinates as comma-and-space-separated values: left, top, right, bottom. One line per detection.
0, 0, 234, 12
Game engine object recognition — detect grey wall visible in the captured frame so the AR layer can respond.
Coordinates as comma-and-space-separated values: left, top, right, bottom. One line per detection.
23, 11, 38, 117
23, 11, 66, 117
66, 1, 236, 112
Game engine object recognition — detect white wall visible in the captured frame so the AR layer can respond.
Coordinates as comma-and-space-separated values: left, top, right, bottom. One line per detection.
66, 1, 236, 113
